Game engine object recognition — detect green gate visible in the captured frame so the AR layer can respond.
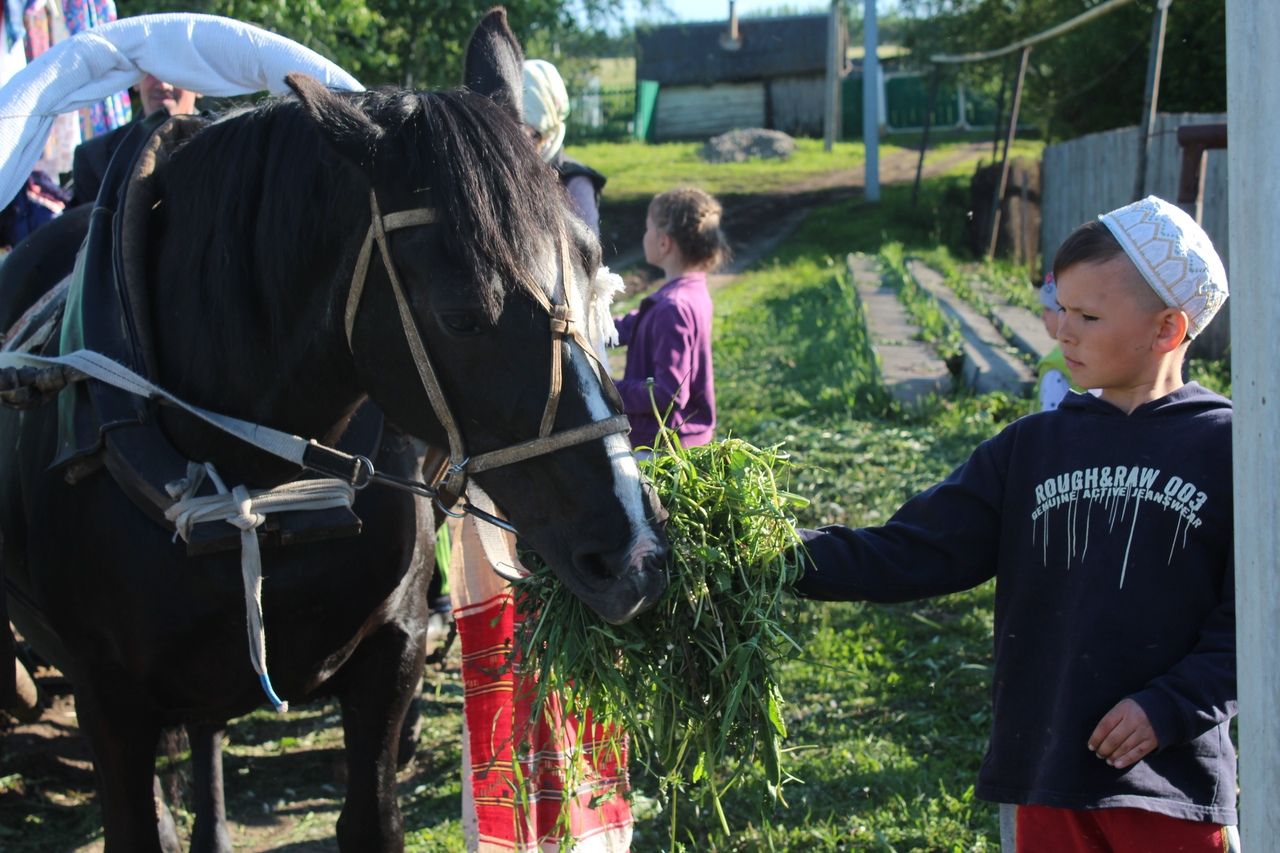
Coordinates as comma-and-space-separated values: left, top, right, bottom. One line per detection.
842, 74, 1003, 134
632, 80, 660, 143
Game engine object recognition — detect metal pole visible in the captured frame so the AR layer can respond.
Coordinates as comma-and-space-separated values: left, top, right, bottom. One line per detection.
863, 0, 880, 201
987, 45, 1030, 259
911, 65, 940, 207
1227, 0, 1280, 846
1133, 0, 1172, 200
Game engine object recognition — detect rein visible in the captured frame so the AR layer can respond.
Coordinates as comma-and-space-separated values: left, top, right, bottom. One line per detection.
344, 189, 630, 517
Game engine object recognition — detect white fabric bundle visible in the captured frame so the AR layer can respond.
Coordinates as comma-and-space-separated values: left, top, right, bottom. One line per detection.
0, 13, 364, 208
585, 265, 625, 361
522, 58, 568, 163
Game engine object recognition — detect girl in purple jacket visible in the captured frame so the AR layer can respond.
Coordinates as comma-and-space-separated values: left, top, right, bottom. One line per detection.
614, 187, 729, 449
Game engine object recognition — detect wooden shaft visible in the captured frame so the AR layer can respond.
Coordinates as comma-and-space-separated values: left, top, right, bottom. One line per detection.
987, 46, 1031, 259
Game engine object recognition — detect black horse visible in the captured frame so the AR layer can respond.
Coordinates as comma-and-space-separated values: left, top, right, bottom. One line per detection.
0, 11, 666, 852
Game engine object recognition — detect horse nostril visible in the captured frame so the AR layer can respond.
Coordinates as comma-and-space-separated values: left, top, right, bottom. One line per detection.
572, 550, 613, 586
638, 548, 669, 599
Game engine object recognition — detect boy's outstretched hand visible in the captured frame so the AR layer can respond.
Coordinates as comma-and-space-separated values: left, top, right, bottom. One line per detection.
1088, 698, 1158, 769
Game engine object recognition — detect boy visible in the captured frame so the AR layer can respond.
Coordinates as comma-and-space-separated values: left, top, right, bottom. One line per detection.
796, 196, 1235, 852
1034, 272, 1078, 412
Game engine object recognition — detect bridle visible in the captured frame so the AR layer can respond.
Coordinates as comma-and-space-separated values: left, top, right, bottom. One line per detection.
343, 189, 631, 525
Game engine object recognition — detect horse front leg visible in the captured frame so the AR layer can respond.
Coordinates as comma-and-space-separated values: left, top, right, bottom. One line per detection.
188, 721, 234, 853
335, 621, 428, 853
73, 676, 176, 853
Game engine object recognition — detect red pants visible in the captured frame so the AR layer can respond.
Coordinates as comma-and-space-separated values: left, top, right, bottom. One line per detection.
1016, 804, 1229, 853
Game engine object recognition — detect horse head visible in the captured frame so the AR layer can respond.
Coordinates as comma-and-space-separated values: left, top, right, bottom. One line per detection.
279, 12, 667, 624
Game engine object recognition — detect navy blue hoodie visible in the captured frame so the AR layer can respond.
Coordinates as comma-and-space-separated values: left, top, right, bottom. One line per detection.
795, 383, 1236, 824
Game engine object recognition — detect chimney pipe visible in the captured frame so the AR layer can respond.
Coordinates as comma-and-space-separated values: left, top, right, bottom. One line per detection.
721, 0, 742, 50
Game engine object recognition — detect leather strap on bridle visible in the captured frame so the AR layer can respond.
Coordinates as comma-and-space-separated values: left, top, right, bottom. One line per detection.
345, 190, 629, 506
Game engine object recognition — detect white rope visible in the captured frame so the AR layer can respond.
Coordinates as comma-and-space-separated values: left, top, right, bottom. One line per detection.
0, 349, 318, 466
0, 344, 364, 712
165, 461, 356, 712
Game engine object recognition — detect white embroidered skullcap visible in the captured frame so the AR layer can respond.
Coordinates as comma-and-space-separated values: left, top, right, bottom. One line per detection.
1099, 195, 1228, 339
1038, 272, 1058, 310
522, 59, 569, 163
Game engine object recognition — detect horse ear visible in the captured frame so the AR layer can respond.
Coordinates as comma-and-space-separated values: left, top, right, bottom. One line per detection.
463, 7, 525, 122
285, 72, 382, 172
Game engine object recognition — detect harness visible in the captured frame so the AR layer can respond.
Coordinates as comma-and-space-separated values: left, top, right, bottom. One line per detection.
343, 189, 630, 522
0, 188, 632, 533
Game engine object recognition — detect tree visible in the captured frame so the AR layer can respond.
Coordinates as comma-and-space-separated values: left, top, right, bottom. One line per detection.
114, 0, 636, 89
891, 0, 1225, 140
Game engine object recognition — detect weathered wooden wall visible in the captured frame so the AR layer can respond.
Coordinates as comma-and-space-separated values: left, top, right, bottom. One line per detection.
1041, 112, 1229, 356
768, 75, 826, 137
1228, 1, 1280, 849
651, 76, 826, 141
651, 82, 764, 141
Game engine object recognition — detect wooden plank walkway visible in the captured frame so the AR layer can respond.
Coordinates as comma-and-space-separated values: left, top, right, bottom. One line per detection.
905, 259, 1036, 395
963, 273, 1057, 365
847, 253, 952, 403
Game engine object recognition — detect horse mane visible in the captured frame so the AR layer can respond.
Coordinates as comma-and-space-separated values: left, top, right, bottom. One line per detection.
152, 86, 570, 393
411, 89, 569, 314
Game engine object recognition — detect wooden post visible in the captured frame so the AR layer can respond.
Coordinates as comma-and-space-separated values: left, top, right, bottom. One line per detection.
1227, 0, 1280, 847
823, 0, 840, 151
1019, 169, 1029, 269
1132, 0, 1171, 200
991, 58, 1010, 161
1175, 123, 1227, 224
862, 0, 880, 201
986, 45, 1030, 259
911, 66, 940, 208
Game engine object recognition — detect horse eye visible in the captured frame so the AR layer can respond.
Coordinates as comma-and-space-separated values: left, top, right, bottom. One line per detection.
438, 311, 482, 336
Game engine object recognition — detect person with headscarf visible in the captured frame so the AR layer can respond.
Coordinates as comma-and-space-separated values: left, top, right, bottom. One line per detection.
522, 59, 606, 235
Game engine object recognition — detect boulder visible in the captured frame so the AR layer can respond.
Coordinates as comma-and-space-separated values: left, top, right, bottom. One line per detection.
700, 128, 796, 164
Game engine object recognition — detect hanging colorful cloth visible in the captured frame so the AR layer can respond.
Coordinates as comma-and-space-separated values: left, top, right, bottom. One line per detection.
62, 0, 129, 138
449, 513, 634, 852
21, 0, 47, 61
21, 0, 77, 176
0, 0, 28, 86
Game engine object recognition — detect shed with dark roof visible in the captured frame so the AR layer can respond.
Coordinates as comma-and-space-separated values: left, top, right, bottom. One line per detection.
635, 13, 841, 141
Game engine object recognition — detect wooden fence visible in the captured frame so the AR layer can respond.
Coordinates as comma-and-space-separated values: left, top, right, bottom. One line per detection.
1041, 112, 1228, 266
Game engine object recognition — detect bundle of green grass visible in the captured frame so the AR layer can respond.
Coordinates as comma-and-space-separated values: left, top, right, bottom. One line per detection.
513, 431, 807, 840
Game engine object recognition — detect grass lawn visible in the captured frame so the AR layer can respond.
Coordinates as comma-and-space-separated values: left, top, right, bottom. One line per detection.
571, 135, 1043, 206
568, 138, 872, 204
659, 164, 1034, 850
